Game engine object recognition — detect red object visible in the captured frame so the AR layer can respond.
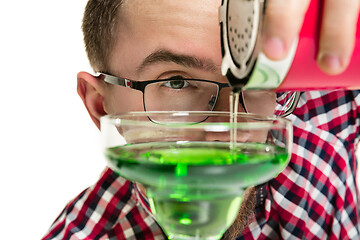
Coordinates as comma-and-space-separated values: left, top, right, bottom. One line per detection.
278, 0, 360, 91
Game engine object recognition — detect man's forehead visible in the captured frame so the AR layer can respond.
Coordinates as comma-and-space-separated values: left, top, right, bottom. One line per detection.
123, 0, 221, 9
109, 0, 222, 77
122, 0, 220, 22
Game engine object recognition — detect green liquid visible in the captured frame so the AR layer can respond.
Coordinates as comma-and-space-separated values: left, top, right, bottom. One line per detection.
106, 141, 288, 239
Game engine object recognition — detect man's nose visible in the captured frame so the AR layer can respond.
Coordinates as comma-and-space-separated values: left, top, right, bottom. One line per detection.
212, 88, 246, 112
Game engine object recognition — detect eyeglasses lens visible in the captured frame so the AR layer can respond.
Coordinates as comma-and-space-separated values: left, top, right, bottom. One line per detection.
143, 79, 298, 122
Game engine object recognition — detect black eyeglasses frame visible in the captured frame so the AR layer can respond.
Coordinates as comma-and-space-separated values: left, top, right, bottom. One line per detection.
97, 72, 247, 112
97, 72, 300, 118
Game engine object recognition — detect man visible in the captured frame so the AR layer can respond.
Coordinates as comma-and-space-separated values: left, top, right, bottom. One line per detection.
43, 0, 360, 239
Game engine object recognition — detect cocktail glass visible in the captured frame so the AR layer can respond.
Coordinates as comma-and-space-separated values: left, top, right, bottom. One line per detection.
100, 111, 292, 240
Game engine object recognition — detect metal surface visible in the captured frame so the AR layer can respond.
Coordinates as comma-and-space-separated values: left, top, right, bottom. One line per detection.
220, 0, 265, 89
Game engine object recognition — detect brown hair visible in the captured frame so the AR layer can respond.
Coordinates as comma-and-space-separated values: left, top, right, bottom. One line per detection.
82, 0, 124, 72
222, 187, 256, 239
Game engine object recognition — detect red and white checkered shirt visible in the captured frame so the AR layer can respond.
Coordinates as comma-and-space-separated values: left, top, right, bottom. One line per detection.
42, 90, 360, 240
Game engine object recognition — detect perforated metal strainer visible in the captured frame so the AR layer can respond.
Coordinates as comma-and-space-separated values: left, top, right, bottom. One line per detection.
219, 0, 265, 91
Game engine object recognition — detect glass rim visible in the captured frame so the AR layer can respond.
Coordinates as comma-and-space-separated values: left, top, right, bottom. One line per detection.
100, 111, 292, 129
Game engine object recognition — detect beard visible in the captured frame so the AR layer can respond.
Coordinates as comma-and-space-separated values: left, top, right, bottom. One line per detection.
221, 186, 257, 239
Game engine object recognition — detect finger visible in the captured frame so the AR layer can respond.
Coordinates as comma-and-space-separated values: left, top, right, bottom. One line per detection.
262, 0, 310, 60
317, 0, 360, 75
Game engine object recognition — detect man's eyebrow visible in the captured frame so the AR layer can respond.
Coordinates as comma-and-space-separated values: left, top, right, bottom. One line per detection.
137, 49, 219, 74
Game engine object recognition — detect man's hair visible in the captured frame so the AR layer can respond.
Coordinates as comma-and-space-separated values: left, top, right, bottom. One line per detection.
82, 0, 124, 72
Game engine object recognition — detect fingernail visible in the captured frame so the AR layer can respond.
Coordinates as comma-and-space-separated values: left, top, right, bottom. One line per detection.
318, 53, 342, 74
263, 37, 285, 59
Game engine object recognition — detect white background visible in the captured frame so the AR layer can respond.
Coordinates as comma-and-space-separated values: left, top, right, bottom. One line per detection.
1, 1, 105, 239
0, 1, 359, 240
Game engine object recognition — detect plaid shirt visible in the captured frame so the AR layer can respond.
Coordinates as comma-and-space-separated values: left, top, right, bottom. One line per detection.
43, 90, 360, 240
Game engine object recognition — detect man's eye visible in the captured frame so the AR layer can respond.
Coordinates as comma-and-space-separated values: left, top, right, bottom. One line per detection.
162, 78, 190, 89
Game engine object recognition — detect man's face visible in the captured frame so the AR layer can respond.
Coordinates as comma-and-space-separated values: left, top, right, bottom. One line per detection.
102, 0, 231, 114
80, 1, 274, 233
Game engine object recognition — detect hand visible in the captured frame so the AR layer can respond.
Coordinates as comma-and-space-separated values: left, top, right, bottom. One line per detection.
262, 0, 360, 75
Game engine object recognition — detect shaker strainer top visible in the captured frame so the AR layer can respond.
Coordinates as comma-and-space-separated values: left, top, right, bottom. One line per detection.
220, 0, 265, 90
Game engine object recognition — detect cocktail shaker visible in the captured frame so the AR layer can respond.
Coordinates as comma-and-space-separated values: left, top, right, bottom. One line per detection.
220, 0, 360, 91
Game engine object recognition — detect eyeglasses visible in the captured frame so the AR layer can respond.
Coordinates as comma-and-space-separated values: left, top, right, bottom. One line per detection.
97, 72, 300, 121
